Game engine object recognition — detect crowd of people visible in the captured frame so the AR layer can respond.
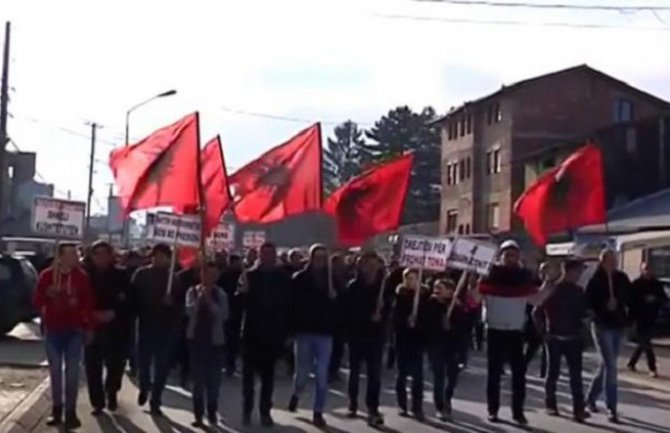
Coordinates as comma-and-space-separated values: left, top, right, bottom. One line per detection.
33, 238, 668, 430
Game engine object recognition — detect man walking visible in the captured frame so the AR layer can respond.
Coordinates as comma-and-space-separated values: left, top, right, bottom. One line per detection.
239, 243, 291, 427
34, 243, 95, 429
534, 259, 590, 423
586, 249, 631, 423
132, 244, 184, 416
288, 245, 338, 428
628, 262, 668, 378
83, 241, 133, 415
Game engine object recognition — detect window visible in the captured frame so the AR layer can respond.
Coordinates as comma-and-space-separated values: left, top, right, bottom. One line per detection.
459, 117, 465, 137
541, 157, 556, 170
446, 210, 458, 232
494, 103, 502, 123
458, 225, 464, 235
466, 115, 472, 134
614, 98, 634, 123
446, 163, 453, 185
486, 149, 501, 175
453, 162, 459, 184
486, 203, 501, 231
465, 157, 472, 179
459, 160, 466, 182
626, 127, 637, 154
465, 223, 471, 234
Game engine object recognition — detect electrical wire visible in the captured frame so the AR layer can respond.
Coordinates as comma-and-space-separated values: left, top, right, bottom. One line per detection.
415, 0, 670, 12
219, 106, 373, 128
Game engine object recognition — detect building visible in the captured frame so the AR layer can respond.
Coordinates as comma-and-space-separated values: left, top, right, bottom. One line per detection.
1, 151, 54, 236
436, 64, 670, 237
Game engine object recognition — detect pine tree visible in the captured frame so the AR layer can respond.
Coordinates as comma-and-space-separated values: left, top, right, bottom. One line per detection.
323, 120, 371, 194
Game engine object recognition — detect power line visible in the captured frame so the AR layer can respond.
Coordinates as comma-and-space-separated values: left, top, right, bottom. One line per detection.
219, 106, 373, 128
416, 0, 670, 11
10, 113, 120, 148
375, 13, 670, 31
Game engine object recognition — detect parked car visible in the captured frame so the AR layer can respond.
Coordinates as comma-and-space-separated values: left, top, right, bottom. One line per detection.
654, 278, 670, 336
0, 255, 38, 335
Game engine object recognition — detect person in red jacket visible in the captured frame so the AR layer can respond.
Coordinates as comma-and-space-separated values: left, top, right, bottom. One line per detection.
34, 242, 94, 430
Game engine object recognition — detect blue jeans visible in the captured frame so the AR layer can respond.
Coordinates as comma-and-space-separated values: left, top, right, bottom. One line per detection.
587, 325, 623, 412
44, 330, 84, 411
138, 325, 178, 410
293, 334, 333, 413
189, 342, 223, 421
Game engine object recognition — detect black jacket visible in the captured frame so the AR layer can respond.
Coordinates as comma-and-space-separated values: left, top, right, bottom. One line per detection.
629, 276, 668, 330
132, 265, 185, 332
85, 265, 133, 336
392, 285, 429, 345
238, 266, 291, 348
290, 267, 337, 336
342, 274, 392, 341
586, 267, 631, 329
423, 296, 469, 347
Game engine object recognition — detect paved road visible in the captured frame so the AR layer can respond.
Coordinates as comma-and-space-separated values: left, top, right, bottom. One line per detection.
21, 346, 669, 433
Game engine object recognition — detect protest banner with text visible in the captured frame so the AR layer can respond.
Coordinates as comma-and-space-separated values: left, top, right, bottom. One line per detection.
399, 235, 452, 271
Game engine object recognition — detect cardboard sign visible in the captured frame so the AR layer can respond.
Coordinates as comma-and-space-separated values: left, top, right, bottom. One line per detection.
242, 231, 266, 249
152, 212, 201, 248
209, 223, 235, 251
31, 197, 86, 239
447, 238, 498, 276
399, 235, 452, 271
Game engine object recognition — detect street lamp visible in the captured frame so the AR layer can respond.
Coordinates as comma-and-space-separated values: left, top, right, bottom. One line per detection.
124, 89, 177, 147
122, 89, 177, 245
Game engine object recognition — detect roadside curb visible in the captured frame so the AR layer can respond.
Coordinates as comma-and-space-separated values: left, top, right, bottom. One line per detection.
0, 378, 50, 433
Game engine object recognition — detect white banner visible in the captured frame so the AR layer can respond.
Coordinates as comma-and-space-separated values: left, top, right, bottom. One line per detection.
447, 238, 498, 276
208, 223, 235, 251
399, 235, 452, 271
31, 197, 86, 239
242, 231, 266, 249
152, 212, 201, 248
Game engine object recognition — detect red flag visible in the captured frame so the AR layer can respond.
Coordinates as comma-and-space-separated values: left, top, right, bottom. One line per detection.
325, 153, 414, 246
198, 136, 232, 235
514, 143, 606, 246
110, 112, 200, 213
230, 123, 322, 223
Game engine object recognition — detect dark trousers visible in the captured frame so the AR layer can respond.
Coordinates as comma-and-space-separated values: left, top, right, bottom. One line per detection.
330, 335, 346, 377
628, 327, 657, 372
395, 338, 423, 413
545, 337, 584, 413
348, 336, 384, 413
138, 326, 177, 410
472, 321, 484, 351
174, 320, 190, 385
189, 342, 223, 421
84, 330, 128, 409
242, 344, 280, 416
524, 333, 547, 377
224, 322, 241, 374
487, 329, 525, 417
429, 337, 466, 412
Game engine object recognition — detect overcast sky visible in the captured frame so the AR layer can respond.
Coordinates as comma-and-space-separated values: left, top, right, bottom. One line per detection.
1, 0, 669, 214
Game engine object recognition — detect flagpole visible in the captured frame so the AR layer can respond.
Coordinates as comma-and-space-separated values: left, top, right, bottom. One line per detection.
194, 113, 207, 264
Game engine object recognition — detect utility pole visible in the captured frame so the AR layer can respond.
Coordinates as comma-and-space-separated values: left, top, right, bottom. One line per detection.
85, 122, 98, 238
0, 22, 11, 238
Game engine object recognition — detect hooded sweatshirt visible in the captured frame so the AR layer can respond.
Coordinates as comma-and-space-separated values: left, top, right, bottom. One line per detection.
290, 248, 337, 336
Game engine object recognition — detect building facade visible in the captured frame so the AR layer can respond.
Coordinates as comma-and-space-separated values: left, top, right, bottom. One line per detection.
437, 65, 670, 236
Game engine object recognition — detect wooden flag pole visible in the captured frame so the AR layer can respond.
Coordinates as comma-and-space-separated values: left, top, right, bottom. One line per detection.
409, 239, 427, 328
445, 270, 470, 330
166, 219, 181, 296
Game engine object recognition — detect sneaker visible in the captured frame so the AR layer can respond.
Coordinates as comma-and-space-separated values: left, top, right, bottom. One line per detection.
191, 419, 206, 428
398, 409, 409, 418
107, 393, 118, 412
261, 414, 274, 427
64, 412, 82, 430
436, 411, 448, 422
208, 415, 218, 426
287, 395, 299, 413
412, 411, 426, 422
513, 413, 529, 426
45, 406, 62, 426
242, 413, 252, 426
150, 407, 164, 417
573, 410, 590, 423
367, 412, 384, 427
91, 407, 105, 416
587, 402, 599, 413
346, 407, 358, 418
487, 413, 500, 423
608, 410, 620, 424
137, 390, 149, 406
546, 406, 560, 417
313, 412, 327, 428
650, 370, 659, 378
627, 364, 637, 372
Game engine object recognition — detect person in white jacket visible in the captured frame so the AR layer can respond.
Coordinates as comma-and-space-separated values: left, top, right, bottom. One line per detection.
185, 261, 229, 428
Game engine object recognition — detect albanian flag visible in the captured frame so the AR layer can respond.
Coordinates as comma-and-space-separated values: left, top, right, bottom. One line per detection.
230, 123, 322, 224
110, 112, 200, 213
514, 142, 606, 246
325, 153, 414, 246
197, 136, 232, 235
